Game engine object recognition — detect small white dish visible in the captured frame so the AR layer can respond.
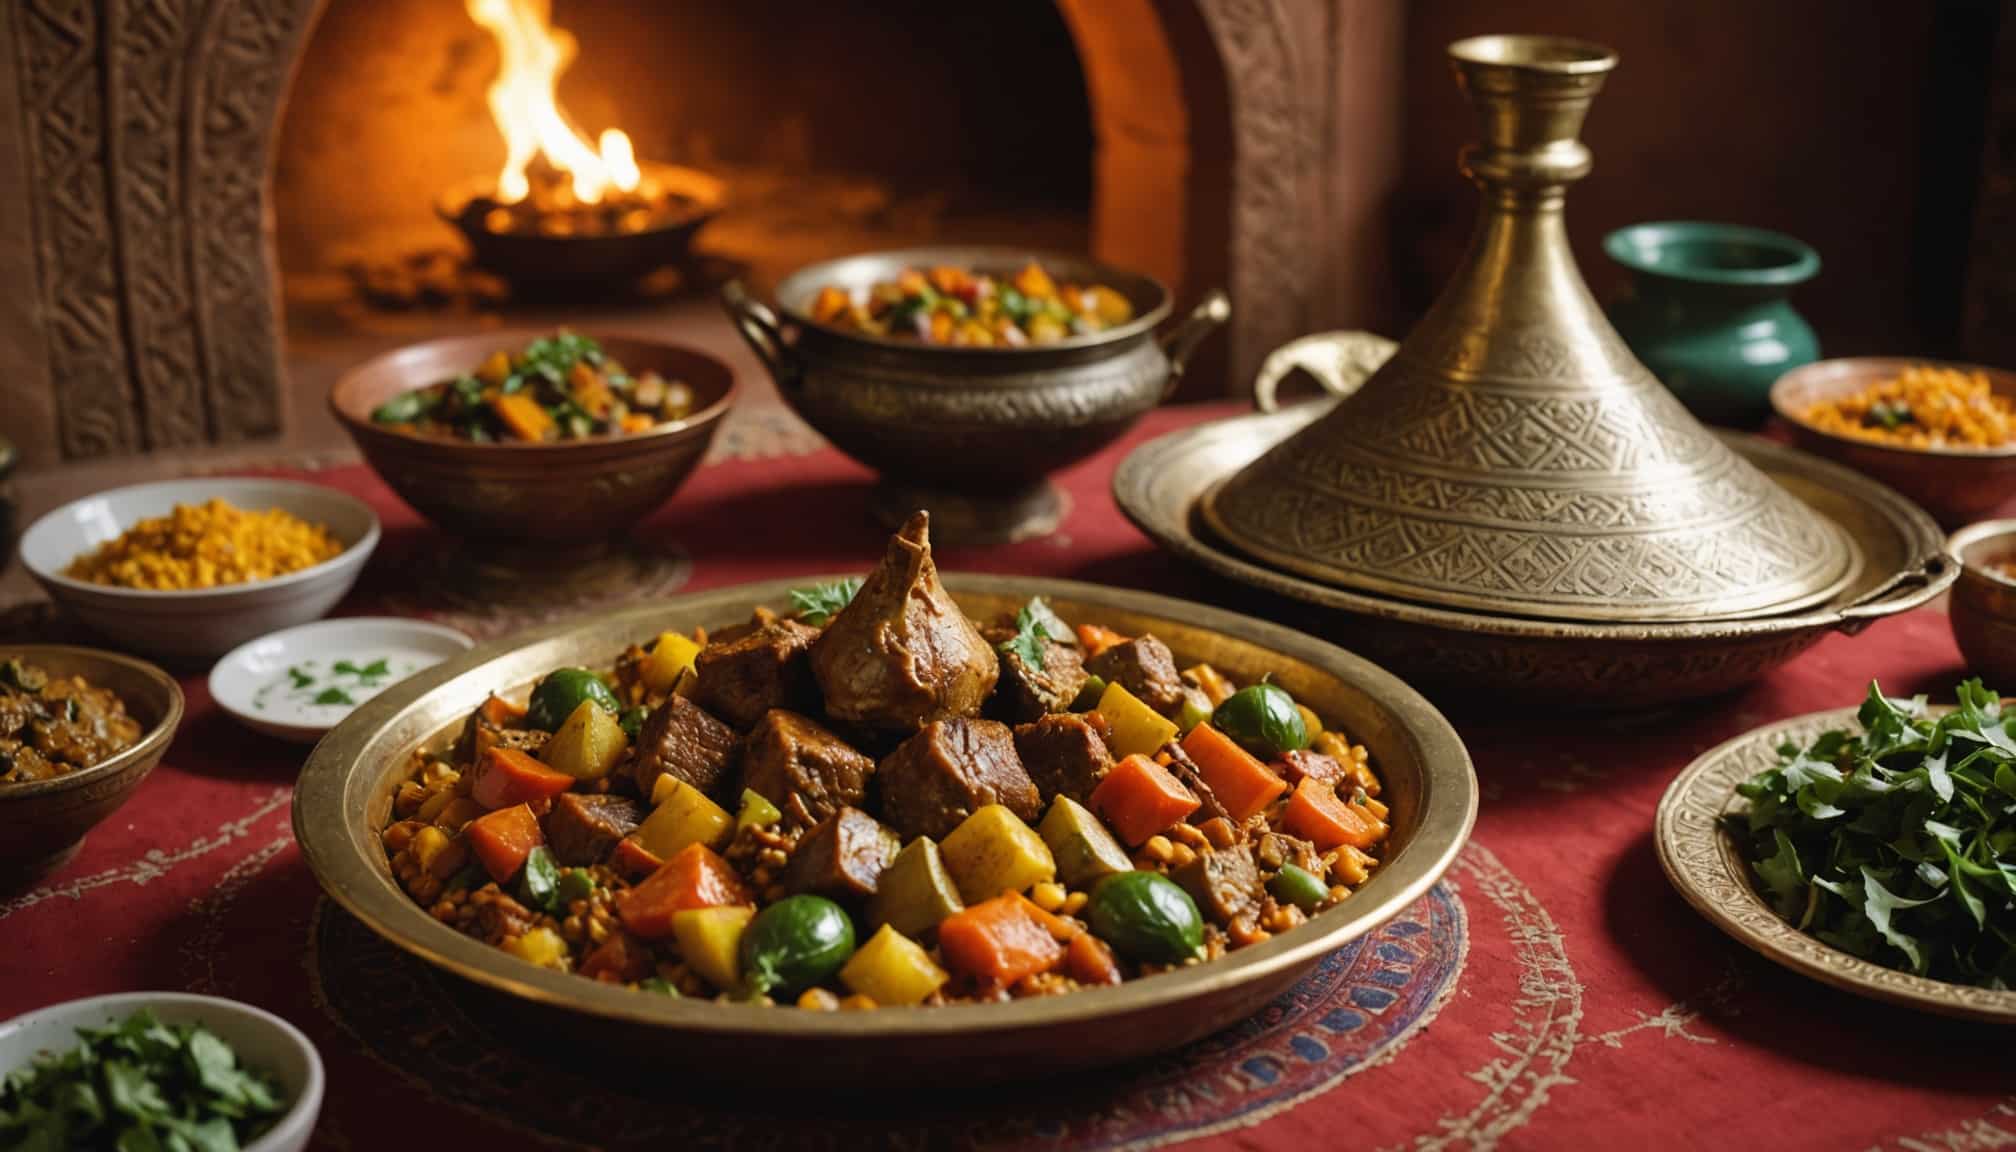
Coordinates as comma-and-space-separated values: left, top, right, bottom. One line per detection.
210, 617, 474, 743
19, 478, 382, 664
0, 991, 325, 1152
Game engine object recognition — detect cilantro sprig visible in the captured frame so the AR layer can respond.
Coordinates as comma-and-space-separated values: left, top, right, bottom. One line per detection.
789, 578, 862, 627
999, 597, 1075, 671
0, 1008, 288, 1151
1732, 679, 2016, 987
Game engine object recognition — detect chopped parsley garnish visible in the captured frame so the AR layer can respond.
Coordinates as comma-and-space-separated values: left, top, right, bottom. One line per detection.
999, 597, 1071, 671
789, 578, 862, 627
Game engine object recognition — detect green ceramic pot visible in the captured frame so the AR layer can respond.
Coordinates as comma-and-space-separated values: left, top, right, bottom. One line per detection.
1604, 221, 1821, 427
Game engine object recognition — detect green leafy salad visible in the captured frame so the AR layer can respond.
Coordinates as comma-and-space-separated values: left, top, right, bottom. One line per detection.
1734, 679, 2016, 987
0, 1009, 288, 1152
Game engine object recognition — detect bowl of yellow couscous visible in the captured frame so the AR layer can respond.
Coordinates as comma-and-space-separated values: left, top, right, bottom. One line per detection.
19, 478, 380, 662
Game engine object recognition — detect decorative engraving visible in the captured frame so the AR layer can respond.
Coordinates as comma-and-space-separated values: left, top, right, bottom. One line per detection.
1658, 710, 2016, 1022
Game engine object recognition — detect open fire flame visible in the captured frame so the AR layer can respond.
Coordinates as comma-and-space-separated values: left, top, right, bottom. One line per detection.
466, 0, 641, 206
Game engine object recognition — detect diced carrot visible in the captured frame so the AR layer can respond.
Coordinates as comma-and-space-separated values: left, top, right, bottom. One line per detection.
1064, 930, 1122, 986
1076, 624, 1129, 658
1283, 776, 1386, 851
1011, 261, 1057, 300
615, 843, 751, 939
811, 285, 850, 323
937, 895, 1066, 988
928, 310, 954, 343
619, 414, 655, 434
465, 803, 543, 884
479, 694, 527, 727
578, 929, 654, 983
1182, 723, 1288, 822
568, 361, 616, 417
1090, 753, 1201, 846
611, 836, 664, 881
927, 265, 974, 297
469, 746, 575, 811
490, 392, 555, 441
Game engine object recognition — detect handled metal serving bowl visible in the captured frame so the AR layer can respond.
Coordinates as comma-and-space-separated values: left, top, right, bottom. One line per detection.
722, 247, 1229, 543
293, 575, 1473, 1090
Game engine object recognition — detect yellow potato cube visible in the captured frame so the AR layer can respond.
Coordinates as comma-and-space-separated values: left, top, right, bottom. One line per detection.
1097, 681, 1179, 760
641, 632, 702, 695
840, 924, 948, 1006
540, 699, 629, 780
634, 780, 733, 859
502, 926, 567, 969
940, 804, 1056, 904
671, 905, 754, 993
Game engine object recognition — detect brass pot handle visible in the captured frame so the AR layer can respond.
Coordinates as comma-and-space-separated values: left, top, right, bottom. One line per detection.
1159, 290, 1231, 399
1253, 331, 1400, 413
1835, 550, 1957, 634
720, 280, 801, 390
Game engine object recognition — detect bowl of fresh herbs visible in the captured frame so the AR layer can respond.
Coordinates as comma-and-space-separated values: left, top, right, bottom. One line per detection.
0, 992, 323, 1151
1657, 679, 2016, 1020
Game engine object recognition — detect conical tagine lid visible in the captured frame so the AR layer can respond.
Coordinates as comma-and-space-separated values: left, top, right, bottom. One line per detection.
1203, 35, 1857, 623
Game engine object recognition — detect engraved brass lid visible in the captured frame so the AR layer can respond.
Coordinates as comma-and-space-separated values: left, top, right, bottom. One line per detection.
1203, 35, 1857, 623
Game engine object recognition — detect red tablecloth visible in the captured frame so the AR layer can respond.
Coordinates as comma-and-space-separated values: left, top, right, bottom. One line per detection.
3, 404, 2008, 1152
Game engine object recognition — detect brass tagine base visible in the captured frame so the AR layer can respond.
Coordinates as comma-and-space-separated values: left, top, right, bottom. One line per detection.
1205, 35, 1857, 625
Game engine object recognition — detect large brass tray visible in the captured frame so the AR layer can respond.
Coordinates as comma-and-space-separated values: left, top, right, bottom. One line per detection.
1115, 404, 1953, 708
293, 575, 1476, 1088
1656, 708, 2016, 1022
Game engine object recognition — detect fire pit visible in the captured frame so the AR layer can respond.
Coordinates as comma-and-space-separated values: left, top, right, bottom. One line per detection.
443, 0, 724, 291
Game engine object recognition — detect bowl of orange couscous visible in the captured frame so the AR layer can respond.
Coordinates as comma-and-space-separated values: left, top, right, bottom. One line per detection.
1771, 357, 2016, 527
19, 478, 380, 662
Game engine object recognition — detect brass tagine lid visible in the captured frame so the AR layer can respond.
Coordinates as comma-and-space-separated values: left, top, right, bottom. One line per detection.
1203, 35, 1857, 623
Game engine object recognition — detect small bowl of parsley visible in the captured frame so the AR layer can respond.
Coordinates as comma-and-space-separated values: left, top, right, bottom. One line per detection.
0, 992, 323, 1151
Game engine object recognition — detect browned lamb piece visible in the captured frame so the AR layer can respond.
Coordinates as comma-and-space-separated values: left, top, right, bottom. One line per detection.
741, 709, 876, 829
1172, 844, 1266, 927
1277, 749, 1348, 788
1254, 830, 1323, 876
544, 793, 646, 867
1085, 635, 1186, 715
694, 616, 821, 730
1011, 713, 1114, 807
877, 717, 1041, 842
986, 630, 1088, 723
628, 694, 739, 801
781, 806, 901, 901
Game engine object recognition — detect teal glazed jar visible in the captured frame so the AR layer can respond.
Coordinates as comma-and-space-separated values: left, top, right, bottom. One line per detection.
1603, 221, 1821, 427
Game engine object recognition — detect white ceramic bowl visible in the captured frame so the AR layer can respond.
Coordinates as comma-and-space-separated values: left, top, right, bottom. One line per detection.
0, 991, 324, 1152
20, 478, 381, 663
209, 617, 474, 744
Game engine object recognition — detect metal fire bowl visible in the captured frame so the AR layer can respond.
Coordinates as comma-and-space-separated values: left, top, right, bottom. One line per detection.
293, 576, 1475, 1090
1115, 403, 1955, 710
437, 163, 725, 292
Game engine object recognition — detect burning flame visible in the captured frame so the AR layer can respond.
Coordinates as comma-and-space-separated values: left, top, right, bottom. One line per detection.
467, 0, 641, 205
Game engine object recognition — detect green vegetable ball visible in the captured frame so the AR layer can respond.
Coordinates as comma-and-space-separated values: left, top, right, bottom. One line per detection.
525, 667, 621, 731
1086, 871, 1204, 965
739, 894, 857, 999
1212, 683, 1309, 759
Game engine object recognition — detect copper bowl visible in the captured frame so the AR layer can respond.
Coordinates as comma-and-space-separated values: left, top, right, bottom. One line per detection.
0, 645, 183, 889
293, 575, 1475, 1089
1771, 357, 2016, 528
1947, 518, 2016, 686
330, 330, 735, 557
722, 246, 1229, 544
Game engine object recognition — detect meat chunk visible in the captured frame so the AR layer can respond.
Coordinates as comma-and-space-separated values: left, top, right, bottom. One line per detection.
810, 511, 999, 732
472, 889, 538, 945
781, 806, 900, 901
1012, 713, 1113, 807
628, 694, 739, 801
694, 617, 821, 730
1172, 845, 1265, 927
987, 632, 1088, 723
1278, 749, 1348, 788
544, 793, 646, 867
1255, 830, 1323, 876
877, 718, 1040, 842
1085, 635, 1185, 714
1161, 741, 1231, 825
741, 709, 876, 830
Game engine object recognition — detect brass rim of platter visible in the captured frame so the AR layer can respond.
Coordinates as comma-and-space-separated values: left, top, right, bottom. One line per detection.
292, 574, 1478, 1041
1654, 707, 2016, 1023
1114, 405, 1953, 643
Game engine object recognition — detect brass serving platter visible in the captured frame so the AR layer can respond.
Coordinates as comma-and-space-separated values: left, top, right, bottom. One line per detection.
1114, 404, 1954, 708
293, 575, 1476, 1087
1655, 708, 2016, 1022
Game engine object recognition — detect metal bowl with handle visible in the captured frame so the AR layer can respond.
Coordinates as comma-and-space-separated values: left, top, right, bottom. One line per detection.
722, 247, 1229, 544
293, 575, 1473, 1089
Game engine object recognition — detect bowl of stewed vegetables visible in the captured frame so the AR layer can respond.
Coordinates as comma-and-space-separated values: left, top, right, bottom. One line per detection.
293, 516, 1474, 1089
330, 329, 735, 554
721, 247, 1229, 543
